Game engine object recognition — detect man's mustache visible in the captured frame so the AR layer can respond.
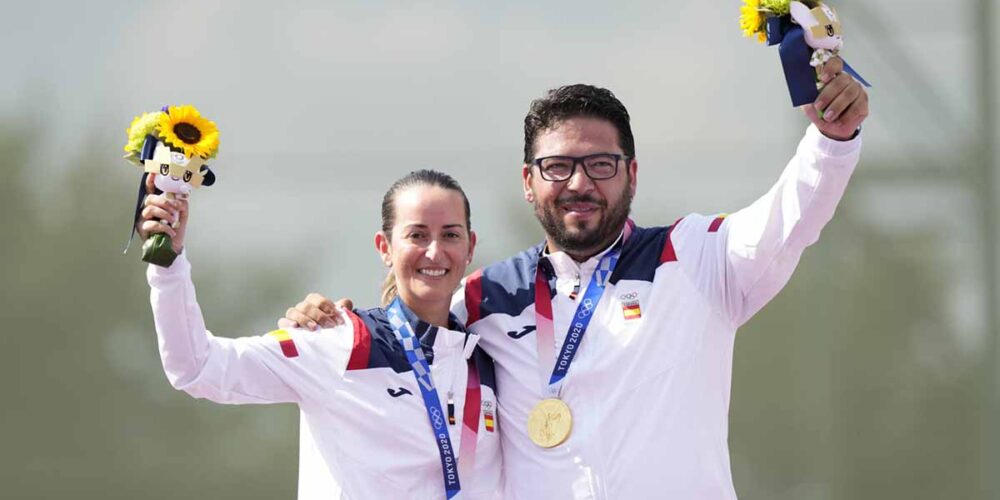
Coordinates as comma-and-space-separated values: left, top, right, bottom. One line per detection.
555, 195, 606, 208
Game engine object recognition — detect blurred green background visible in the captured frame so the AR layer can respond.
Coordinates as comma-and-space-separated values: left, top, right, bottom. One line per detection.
2, 1, 997, 498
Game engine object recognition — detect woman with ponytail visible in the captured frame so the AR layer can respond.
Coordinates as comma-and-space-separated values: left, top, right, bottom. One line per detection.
141, 169, 500, 499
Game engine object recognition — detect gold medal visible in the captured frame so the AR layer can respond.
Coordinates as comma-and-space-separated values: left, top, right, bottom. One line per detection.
527, 398, 573, 448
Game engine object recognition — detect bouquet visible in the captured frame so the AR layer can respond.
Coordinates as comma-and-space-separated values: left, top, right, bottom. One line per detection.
122, 105, 219, 267
740, 0, 870, 106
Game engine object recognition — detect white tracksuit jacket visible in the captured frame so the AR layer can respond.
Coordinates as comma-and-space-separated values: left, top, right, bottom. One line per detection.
148, 258, 502, 499
452, 124, 862, 499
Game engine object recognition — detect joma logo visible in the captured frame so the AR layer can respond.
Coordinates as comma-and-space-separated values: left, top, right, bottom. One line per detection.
387, 387, 413, 398
507, 325, 536, 339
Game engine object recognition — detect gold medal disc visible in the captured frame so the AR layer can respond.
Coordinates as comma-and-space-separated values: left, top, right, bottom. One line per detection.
527, 398, 573, 448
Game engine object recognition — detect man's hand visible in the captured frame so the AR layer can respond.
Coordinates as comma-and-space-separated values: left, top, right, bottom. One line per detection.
805, 57, 870, 141
138, 175, 188, 254
278, 293, 354, 331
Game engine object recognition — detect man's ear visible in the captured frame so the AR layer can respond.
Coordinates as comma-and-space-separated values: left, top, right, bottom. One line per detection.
374, 231, 392, 266
628, 158, 638, 197
522, 164, 534, 203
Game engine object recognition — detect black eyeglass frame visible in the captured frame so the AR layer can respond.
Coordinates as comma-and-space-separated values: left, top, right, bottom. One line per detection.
530, 153, 631, 182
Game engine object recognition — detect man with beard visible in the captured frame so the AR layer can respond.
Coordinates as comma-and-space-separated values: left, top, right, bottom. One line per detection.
283, 57, 868, 498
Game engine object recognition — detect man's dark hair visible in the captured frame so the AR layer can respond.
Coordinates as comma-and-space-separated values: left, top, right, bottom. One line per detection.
523, 84, 635, 163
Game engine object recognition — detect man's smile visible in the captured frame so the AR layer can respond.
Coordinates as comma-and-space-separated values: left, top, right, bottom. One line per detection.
558, 198, 604, 221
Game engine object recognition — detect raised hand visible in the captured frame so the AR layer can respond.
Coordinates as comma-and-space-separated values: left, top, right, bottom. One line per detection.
805, 57, 870, 141
138, 174, 188, 254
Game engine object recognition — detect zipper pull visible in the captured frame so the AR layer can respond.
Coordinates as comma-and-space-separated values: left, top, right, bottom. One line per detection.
569, 274, 581, 300
447, 391, 456, 426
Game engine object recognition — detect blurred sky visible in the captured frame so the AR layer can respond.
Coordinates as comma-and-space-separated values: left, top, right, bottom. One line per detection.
4, 0, 993, 324
1, 0, 994, 348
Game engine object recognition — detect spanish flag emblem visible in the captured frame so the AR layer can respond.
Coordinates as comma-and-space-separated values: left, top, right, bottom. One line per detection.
267, 329, 299, 358
483, 402, 496, 432
622, 303, 642, 320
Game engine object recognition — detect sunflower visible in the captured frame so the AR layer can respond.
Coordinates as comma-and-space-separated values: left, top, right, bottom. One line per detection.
157, 104, 220, 159
123, 111, 163, 163
739, 0, 768, 43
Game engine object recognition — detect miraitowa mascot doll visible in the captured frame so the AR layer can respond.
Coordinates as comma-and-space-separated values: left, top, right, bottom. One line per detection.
740, 0, 871, 107
122, 105, 219, 267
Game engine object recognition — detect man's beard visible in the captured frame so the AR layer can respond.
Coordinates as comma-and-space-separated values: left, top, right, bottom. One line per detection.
534, 186, 633, 257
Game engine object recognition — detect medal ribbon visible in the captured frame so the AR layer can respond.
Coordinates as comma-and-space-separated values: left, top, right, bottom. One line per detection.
388, 298, 479, 499
458, 358, 481, 480
533, 230, 627, 399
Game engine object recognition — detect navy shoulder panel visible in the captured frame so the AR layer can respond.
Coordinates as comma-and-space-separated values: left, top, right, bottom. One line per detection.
473, 242, 544, 322
609, 224, 673, 285
351, 307, 439, 373
471, 346, 498, 394
469, 225, 675, 322
349, 307, 497, 395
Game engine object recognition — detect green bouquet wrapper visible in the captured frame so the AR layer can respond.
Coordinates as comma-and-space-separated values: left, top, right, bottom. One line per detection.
141, 233, 179, 267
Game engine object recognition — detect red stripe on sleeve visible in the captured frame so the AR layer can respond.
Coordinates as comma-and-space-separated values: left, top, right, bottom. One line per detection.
278, 339, 299, 358
660, 218, 683, 263
464, 269, 484, 326
344, 310, 371, 371
708, 216, 726, 233
534, 268, 554, 321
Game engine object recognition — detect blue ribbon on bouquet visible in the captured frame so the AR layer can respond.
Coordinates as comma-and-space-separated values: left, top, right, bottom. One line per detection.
765, 16, 871, 107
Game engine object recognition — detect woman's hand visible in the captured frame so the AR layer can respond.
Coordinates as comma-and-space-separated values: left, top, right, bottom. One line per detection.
138, 175, 188, 254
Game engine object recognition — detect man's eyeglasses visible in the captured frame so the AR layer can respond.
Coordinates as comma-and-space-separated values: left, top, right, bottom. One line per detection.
531, 153, 629, 182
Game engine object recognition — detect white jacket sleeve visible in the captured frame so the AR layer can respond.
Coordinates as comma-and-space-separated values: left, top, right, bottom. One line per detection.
672, 124, 862, 327
147, 253, 354, 404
